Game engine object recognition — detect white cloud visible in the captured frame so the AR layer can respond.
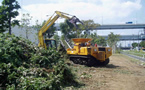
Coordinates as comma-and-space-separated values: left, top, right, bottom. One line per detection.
17, 0, 142, 25
46, 0, 102, 4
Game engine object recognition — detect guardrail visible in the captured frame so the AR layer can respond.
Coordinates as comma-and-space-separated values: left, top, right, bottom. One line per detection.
125, 52, 145, 58
121, 51, 145, 62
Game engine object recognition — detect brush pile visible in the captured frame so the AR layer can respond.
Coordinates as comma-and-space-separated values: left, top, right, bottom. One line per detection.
0, 34, 75, 89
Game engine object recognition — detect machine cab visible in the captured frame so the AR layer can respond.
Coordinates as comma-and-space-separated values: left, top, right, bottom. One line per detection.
45, 39, 57, 49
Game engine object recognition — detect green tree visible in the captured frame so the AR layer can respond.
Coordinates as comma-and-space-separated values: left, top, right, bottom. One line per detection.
0, 5, 8, 33
60, 20, 77, 39
107, 32, 120, 53
132, 42, 138, 48
44, 22, 56, 38
32, 20, 42, 43
95, 36, 107, 46
20, 13, 32, 39
0, 0, 20, 34
33, 20, 56, 41
87, 33, 107, 46
53, 33, 60, 46
81, 20, 100, 38
33, 20, 42, 32
60, 20, 80, 49
140, 41, 145, 48
88, 33, 97, 44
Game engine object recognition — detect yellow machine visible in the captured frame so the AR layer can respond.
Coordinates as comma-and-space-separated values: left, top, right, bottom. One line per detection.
38, 11, 82, 49
67, 38, 112, 66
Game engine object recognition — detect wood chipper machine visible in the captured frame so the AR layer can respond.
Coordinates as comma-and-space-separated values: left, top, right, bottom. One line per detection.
67, 38, 112, 66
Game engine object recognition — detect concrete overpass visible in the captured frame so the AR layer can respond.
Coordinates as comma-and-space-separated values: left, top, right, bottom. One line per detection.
101, 34, 145, 41
96, 24, 145, 30
95, 24, 145, 41
55, 23, 145, 41
55, 24, 145, 32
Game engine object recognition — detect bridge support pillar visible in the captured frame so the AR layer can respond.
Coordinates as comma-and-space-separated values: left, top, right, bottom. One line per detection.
143, 28, 145, 41
143, 28, 145, 35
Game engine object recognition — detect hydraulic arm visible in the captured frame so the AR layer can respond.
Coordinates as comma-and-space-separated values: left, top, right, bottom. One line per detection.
38, 11, 82, 49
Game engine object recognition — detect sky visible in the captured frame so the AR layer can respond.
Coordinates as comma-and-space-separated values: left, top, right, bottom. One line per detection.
0, 0, 145, 46
16, 0, 145, 24
0, 0, 145, 28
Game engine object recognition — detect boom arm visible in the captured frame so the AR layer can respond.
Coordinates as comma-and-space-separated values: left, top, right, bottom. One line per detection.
38, 11, 81, 48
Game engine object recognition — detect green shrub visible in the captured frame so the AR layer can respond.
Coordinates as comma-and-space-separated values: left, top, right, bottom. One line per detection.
0, 33, 76, 89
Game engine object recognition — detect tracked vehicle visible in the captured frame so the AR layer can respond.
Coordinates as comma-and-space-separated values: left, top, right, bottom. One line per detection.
67, 38, 112, 66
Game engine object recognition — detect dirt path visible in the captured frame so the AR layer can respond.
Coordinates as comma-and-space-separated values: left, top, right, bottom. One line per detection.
66, 54, 145, 90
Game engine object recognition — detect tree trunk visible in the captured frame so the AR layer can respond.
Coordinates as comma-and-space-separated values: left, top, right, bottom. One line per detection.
114, 45, 116, 53
112, 45, 116, 54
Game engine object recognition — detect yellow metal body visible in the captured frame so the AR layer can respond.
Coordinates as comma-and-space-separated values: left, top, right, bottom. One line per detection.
67, 38, 112, 62
38, 11, 75, 49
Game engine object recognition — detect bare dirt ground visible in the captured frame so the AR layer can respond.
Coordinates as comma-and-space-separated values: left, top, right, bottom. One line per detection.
65, 54, 145, 90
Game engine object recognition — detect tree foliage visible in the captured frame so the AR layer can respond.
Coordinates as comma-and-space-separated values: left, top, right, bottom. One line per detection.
60, 19, 100, 39
33, 20, 56, 39
132, 42, 138, 48
60, 20, 77, 39
107, 32, 120, 47
53, 33, 60, 45
95, 36, 107, 46
107, 32, 120, 53
60, 19, 100, 48
44, 22, 56, 39
81, 20, 100, 30
20, 13, 33, 39
140, 41, 145, 48
0, 5, 8, 33
81, 20, 100, 38
87, 33, 97, 44
87, 33, 107, 46
33, 20, 42, 31
0, 0, 20, 34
